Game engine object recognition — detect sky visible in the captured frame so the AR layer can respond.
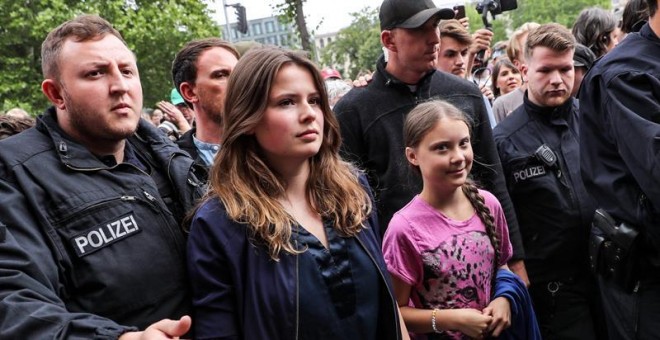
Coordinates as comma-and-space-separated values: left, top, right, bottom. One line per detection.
209, 0, 463, 35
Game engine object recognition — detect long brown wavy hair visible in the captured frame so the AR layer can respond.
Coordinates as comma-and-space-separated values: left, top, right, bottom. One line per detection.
404, 100, 501, 290
208, 47, 371, 260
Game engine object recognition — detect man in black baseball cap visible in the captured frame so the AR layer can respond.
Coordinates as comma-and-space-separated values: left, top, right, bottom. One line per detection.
571, 43, 597, 97
335, 0, 528, 311
379, 0, 454, 30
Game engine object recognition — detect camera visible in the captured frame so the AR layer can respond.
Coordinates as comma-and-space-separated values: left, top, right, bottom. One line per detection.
475, 0, 518, 28
454, 5, 466, 19
472, 0, 518, 63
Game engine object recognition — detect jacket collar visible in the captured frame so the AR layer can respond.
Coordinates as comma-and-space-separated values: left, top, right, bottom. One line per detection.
522, 92, 576, 125
37, 106, 183, 170
375, 54, 436, 90
640, 22, 660, 44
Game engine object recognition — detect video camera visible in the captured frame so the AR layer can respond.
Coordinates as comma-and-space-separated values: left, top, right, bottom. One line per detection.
472, 0, 517, 63
475, 0, 517, 29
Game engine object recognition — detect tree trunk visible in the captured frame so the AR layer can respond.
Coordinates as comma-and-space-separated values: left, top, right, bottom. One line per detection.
292, 0, 312, 52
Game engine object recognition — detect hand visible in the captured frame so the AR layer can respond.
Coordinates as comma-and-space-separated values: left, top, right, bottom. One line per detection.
156, 101, 191, 134
480, 84, 494, 101
483, 297, 511, 337
352, 72, 373, 88
119, 315, 192, 340
458, 17, 470, 31
447, 308, 492, 339
508, 259, 530, 287
469, 29, 494, 56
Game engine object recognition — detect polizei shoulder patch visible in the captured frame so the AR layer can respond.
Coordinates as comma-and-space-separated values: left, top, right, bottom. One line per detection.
70, 212, 141, 257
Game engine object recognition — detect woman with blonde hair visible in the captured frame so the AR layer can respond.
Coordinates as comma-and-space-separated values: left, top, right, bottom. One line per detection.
186, 47, 406, 340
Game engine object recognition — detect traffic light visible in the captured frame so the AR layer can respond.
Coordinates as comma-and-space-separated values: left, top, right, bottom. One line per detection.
236, 5, 248, 34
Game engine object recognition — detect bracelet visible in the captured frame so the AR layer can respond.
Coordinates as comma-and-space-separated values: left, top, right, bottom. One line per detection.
431, 308, 440, 333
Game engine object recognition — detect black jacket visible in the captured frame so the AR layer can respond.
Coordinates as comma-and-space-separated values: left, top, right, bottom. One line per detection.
494, 95, 595, 282
176, 127, 209, 183
176, 128, 200, 165
0, 108, 205, 339
580, 23, 660, 266
334, 55, 524, 260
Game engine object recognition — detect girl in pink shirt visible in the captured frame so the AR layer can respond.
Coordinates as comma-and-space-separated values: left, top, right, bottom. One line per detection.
383, 100, 513, 339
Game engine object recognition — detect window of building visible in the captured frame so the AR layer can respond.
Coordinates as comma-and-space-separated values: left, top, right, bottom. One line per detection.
265, 21, 275, 33
252, 23, 263, 35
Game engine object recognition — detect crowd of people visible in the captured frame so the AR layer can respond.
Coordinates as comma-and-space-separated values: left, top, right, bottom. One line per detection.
0, 0, 658, 339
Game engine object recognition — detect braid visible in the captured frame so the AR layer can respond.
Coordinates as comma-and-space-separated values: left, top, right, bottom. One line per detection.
462, 180, 501, 297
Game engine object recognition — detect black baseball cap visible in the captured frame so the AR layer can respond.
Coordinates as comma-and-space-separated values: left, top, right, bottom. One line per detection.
379, 0, 455, 30
573, 43, 597, 70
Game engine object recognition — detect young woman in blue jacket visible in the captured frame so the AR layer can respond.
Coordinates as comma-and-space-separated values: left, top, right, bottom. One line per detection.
186, 46, 407, 340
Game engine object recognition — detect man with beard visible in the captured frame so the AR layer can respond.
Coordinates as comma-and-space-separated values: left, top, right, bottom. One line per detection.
494, 24, 604, 339
171, 38, 239, 174
0, 15, 205, 339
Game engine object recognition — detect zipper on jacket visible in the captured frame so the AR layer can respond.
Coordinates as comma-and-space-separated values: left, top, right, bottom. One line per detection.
355, 236, 402, 340
295, 239, 300, 340
140, 190, 160, 213
55, 195, 137, 226
141, 190, 186, 260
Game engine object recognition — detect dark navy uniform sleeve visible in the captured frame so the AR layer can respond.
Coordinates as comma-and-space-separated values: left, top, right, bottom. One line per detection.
604, 74, 660, 208
0, 181, 135, 339
580, 71, 660, 224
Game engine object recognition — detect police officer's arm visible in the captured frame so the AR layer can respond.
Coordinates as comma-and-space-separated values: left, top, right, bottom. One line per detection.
605, 73, 660, 211
0, 211, 136, 339
0, 178, 194, 340
469, 96, 529, 284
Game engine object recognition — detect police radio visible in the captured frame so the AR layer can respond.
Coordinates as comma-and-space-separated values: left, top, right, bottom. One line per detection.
534, 144, 569, 185
534, 144, 557, 168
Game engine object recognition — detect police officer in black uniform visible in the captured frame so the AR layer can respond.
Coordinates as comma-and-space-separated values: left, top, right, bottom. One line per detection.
579, 0, 660, 338
494, 23, 604, 339
0, 15, 204, 339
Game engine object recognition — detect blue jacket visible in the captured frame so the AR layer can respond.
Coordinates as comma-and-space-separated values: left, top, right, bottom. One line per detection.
187, 177, 402, 340
494, 269, 541, 340
579, 23, 660, 267
494, 95, 595, 282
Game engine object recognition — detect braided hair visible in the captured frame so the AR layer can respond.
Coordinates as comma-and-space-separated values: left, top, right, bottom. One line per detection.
404, 99, 501, 295
462, 180, 501, 296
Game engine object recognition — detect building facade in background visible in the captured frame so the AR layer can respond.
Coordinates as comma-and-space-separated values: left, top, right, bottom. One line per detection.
227, 16, 298, 47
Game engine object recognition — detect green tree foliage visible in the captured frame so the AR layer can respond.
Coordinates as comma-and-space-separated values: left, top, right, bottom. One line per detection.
511, 0, 611, 31
320, 7, 381, 79
0, 0, 220, 115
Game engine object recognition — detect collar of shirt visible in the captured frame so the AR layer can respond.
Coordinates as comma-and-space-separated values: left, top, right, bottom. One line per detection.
98, 141, 148, 172
192, 134, 220, 167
